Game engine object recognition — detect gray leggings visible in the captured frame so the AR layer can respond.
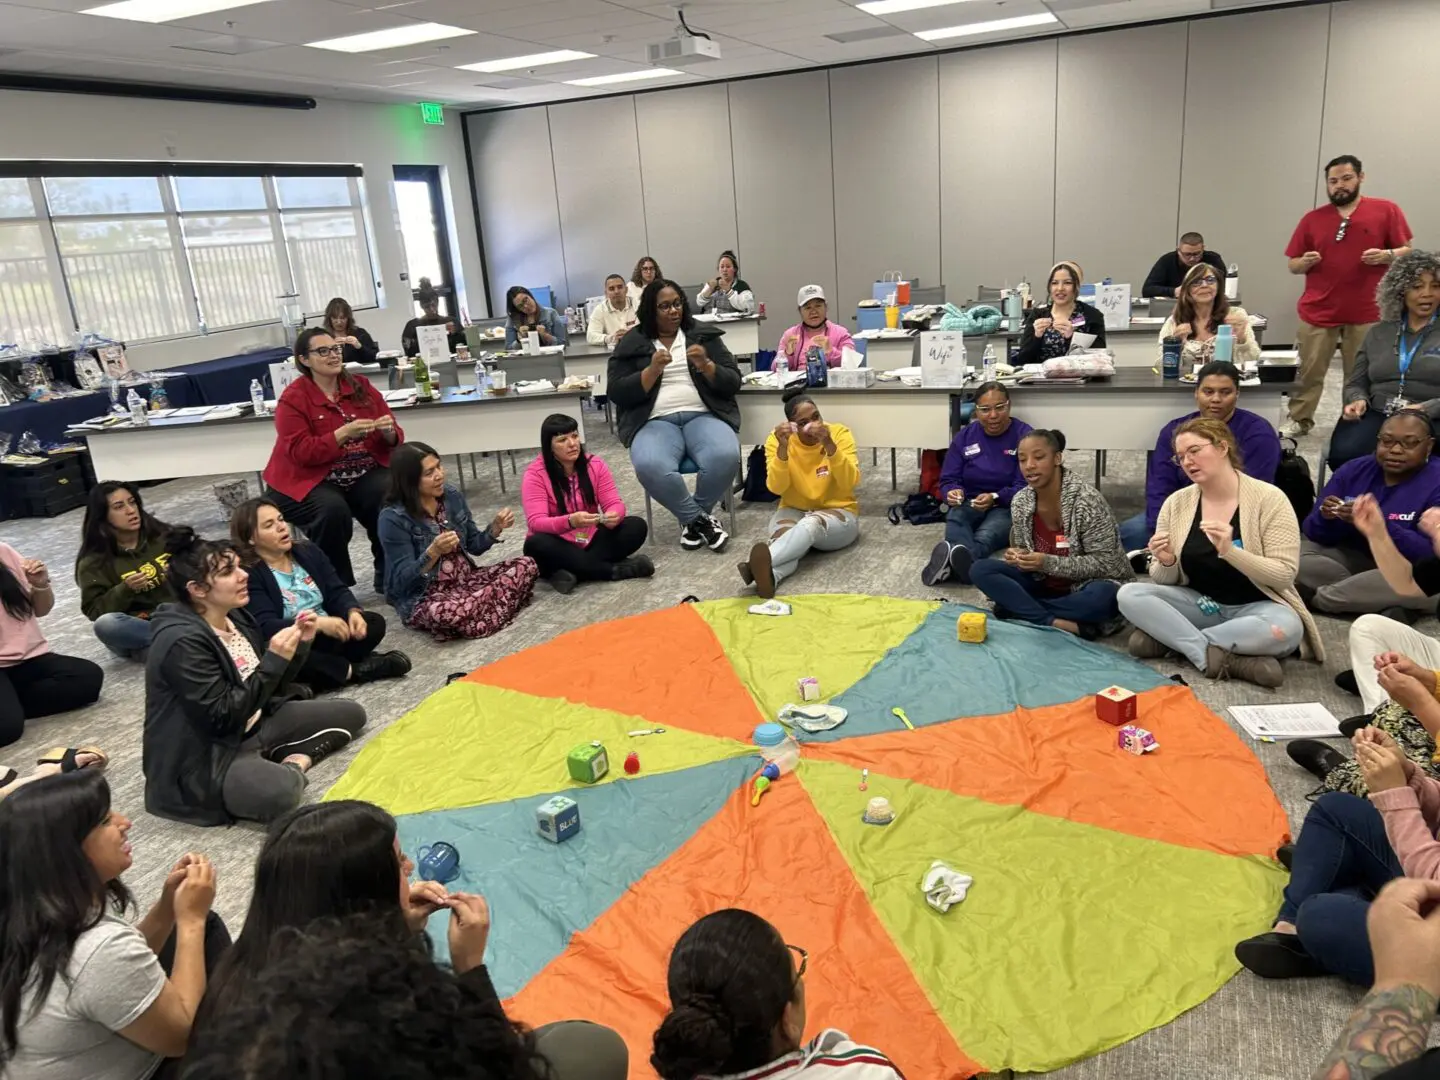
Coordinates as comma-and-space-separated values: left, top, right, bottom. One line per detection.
1116, 581, 1303, 671
222, 698, 367, 823
533, 1021, 629, 1080
1298, 538, 1439, 616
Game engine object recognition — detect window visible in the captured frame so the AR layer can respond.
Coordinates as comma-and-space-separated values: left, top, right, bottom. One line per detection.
0, 165, 379, 347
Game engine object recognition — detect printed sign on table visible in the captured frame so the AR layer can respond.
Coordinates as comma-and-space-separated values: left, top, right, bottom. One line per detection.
1094, 284, 1132, 331
920, 331, 967, 389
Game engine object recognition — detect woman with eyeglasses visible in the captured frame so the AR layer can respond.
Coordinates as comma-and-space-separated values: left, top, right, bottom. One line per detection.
608, 280, 742, 553
1330, 251, 1440, 470
695, 251, 755, 316
969, 429, 1131, 636
1154, 262, 1259, 372
504, 286, 567, 351
1118, 418, 1323, 688
629, 255, 664, 307
650, 909, 904, 1080
321, 297, 379, 368
1297, 410, 1440, 619
923, 381, 1031, 586
1014, 261, 1106, 365
263, 327, 404, 591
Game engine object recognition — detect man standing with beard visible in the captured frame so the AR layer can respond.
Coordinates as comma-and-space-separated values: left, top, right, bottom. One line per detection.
1283, 155, 1412, 437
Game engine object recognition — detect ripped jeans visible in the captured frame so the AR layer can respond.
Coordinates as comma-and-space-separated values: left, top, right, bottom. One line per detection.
764, 506, 860, 586
1116, 582, 1303, 670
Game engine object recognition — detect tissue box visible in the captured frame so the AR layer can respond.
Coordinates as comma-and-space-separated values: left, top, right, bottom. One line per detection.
829, 367, 875, 389
957, 612, 987, 643
797, 677, 820, 702
536, 795, 581, 842
1118, 725, 1158, 755
566, 741, 609, 784
1095, 686, 1137, 726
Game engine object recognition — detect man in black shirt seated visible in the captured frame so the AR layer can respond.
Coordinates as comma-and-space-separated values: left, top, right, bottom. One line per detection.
1143, 232, 1227, 299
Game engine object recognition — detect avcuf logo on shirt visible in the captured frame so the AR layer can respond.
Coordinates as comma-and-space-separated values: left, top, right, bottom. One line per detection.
1389, 511, 1418, 522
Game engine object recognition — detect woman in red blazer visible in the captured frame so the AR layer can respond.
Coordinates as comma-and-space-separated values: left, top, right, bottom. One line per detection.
263, 327, 403, 589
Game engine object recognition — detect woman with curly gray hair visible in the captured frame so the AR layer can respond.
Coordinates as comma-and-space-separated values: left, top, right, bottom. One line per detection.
1330, 250, 1440, 468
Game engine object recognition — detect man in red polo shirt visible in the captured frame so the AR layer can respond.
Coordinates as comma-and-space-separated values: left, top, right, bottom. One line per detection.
1283, 154, 1412, 437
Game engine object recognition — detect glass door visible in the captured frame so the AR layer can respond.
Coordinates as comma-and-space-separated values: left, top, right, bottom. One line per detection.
392, 165, 456, 318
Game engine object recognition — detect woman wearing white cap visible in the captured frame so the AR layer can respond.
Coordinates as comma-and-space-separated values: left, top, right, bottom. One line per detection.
775, 285, 855, 371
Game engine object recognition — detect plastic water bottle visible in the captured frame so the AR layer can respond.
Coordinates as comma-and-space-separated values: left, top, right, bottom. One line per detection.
1214, 324, 1234, 365
1225, 263, 1239, 302
126, 388, 148, 426
249, 378, 266, 416
982, 343, 998, 383
475, 358, 491, 396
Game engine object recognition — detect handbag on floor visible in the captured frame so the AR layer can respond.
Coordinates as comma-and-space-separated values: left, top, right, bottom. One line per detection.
1274, 436, 1315, 521
740, 445, 779, 503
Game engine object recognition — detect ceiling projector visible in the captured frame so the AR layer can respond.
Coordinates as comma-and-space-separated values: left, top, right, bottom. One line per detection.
646, 34, 722, 65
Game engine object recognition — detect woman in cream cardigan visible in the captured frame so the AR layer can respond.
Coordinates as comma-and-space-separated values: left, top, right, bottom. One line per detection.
1154, 262, 1260, 371
1117, 417, 1323, 688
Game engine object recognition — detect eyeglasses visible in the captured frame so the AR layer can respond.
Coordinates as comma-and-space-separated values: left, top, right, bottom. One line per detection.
657, 300, 685, 313
308, 345, 342, 358
1191, 275, 1218, 286
975, 402, 1011, 415
1170, 443, 1216, 465
1379, 435, 1428, 451
785, 943, 808, 982
1335, 218, 1350, 244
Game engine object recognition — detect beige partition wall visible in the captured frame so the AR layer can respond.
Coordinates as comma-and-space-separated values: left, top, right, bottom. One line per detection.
465, 109, 565, 317
1180, 4, 1330, 345
938, 38, 1057, 306
548, 97, 648, 310
729, 70, 838, 349
635, 84, 738, 289
829, 57, 941, 320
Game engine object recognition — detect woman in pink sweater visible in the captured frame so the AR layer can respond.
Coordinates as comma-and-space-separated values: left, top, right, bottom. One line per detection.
1234, 724, 1435, 986
775, 285, 855, 371
521, 414, 652, 594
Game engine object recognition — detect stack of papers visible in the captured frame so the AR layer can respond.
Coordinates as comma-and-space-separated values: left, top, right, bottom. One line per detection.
204, 405, 244, 421
1229, 702, 1341, 740
693, 312, 749, 322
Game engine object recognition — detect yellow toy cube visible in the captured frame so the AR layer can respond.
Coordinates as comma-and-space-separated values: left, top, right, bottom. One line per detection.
957, 612, 987, 643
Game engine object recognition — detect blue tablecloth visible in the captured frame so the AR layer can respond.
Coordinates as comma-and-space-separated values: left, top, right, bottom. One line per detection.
0, 377, 204, 449
174, 346, 292, 405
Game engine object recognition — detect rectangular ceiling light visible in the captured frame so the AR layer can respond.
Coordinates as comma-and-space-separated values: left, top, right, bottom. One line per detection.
565, 67, 683, 87
306, 22, 474, 53
916, 12, 1057, 41
857, 0, 980, 14
458, 49, 594, 73
84, 0, 272, 23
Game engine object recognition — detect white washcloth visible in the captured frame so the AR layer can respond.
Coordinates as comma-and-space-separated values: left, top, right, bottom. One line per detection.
778, 702, 848, 732
922, 860, 973, 913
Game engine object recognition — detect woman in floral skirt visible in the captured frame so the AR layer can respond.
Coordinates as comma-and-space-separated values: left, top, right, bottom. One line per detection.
378, 442, 537, 640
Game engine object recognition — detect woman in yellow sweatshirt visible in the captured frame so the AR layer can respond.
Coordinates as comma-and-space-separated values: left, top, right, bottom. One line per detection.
737, 388, 860, 598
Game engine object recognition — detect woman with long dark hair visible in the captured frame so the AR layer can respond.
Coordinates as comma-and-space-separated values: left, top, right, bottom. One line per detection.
142, 529, 366, 826
230, 497, 410, 691
651, 909, 902, 1080
520, 413, 650, 593
321, 296, 380, 367
0, 541, 102, 747
75, 481, 176, 659
193, 801, 626, 1080
378, 442, 536, 639
629, 255, 663, 306
262, 326, 404, 590
504, 286, 567, 351
1014, 262, 1107, 365
0, 770, 227, 1079
608, 279, 742, 552
695, 251, 755, 315
1154, 261, 1259, 372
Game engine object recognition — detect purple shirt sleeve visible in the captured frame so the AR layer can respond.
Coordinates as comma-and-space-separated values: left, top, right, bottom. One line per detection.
1144, 418, 1183, 532
1236, 412, 1282, 484
939, 428, 969, 499
1302, 466, 1349, 546
995, 419, 1031, 506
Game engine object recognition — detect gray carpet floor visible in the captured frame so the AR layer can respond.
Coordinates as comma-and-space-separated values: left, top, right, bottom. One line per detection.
1, 366, 1390, 1079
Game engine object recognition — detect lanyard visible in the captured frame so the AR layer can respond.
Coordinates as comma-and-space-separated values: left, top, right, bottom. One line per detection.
1397, 314, 1436, 392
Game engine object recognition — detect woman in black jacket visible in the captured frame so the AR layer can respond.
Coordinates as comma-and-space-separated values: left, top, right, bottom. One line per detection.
607, 279, 743, 553
231, 497, 410, 693
142, 528, 366, 827
1014, 260, 1107, 365
322, 296, 380, 367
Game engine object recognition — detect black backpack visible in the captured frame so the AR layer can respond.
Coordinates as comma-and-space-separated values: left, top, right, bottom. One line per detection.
1274, 436, 1315, 521
887, 493, 947, 526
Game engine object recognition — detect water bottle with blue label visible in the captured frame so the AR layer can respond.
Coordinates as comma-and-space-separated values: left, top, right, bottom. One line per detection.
982, 344, 998, 384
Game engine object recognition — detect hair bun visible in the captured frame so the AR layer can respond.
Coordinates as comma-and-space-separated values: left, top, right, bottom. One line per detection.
1052, 430, 1067, 451
781, 385, 807, 403
650, 994, 736, 1080
164, 525, 201, 556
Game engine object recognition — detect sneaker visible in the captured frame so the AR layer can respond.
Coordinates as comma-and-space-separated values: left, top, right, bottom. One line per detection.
748, 542, 775, 599
1127, 549, 1150, 575
949, 544, 974, 585
266, 727, 353, 765
549, 569, 579, 594
921, 541, 953, 587
680, 520, 706, 550
1234, 932, 1322, 979
1278, 418, 1312, 439
351, 650, 412, 684
1128, 629, 1170, 659
610, 555, 654, 581
1286, 738, 1347, 779
691, 513, 729, 553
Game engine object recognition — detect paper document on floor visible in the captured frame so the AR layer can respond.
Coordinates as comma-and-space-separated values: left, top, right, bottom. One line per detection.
1229, 702, 1341, 740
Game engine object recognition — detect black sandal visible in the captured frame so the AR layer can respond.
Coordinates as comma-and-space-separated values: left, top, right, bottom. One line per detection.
36, 746, 109, 773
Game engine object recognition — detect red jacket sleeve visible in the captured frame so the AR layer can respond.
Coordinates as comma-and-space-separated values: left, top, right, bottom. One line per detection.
273, 391, 344, 469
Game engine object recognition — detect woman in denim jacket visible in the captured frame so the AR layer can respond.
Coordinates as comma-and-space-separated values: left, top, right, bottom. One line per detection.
378, 442, 537, 640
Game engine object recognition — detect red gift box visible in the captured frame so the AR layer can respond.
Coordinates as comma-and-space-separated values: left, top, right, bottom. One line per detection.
1095, 686, 1137, 726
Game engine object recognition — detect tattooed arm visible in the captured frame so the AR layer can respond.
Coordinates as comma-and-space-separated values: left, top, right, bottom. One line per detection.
1311, 983, 1435, 1079
1312, 878, 1440, 1080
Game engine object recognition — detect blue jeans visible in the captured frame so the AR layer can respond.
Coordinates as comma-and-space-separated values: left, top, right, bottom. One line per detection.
945, 505, 1012, 560
629, 411, 739, 526
1116, 582, 1303, 671
969, 558, 1121, 627
93, 612, 153, 659
1119, 513, 1150, 552
1280, 792, 1402, 986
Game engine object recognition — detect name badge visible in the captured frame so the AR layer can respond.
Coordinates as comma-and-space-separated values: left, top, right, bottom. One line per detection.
815, 465, 829, 479
963, 442, 982, 457
1056, 535, 1070, 553
1071, 314, 1086, 326
1386, 396, 1410, 415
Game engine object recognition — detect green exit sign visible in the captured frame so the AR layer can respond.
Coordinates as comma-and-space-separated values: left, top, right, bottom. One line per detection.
420, 102, 444, 125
